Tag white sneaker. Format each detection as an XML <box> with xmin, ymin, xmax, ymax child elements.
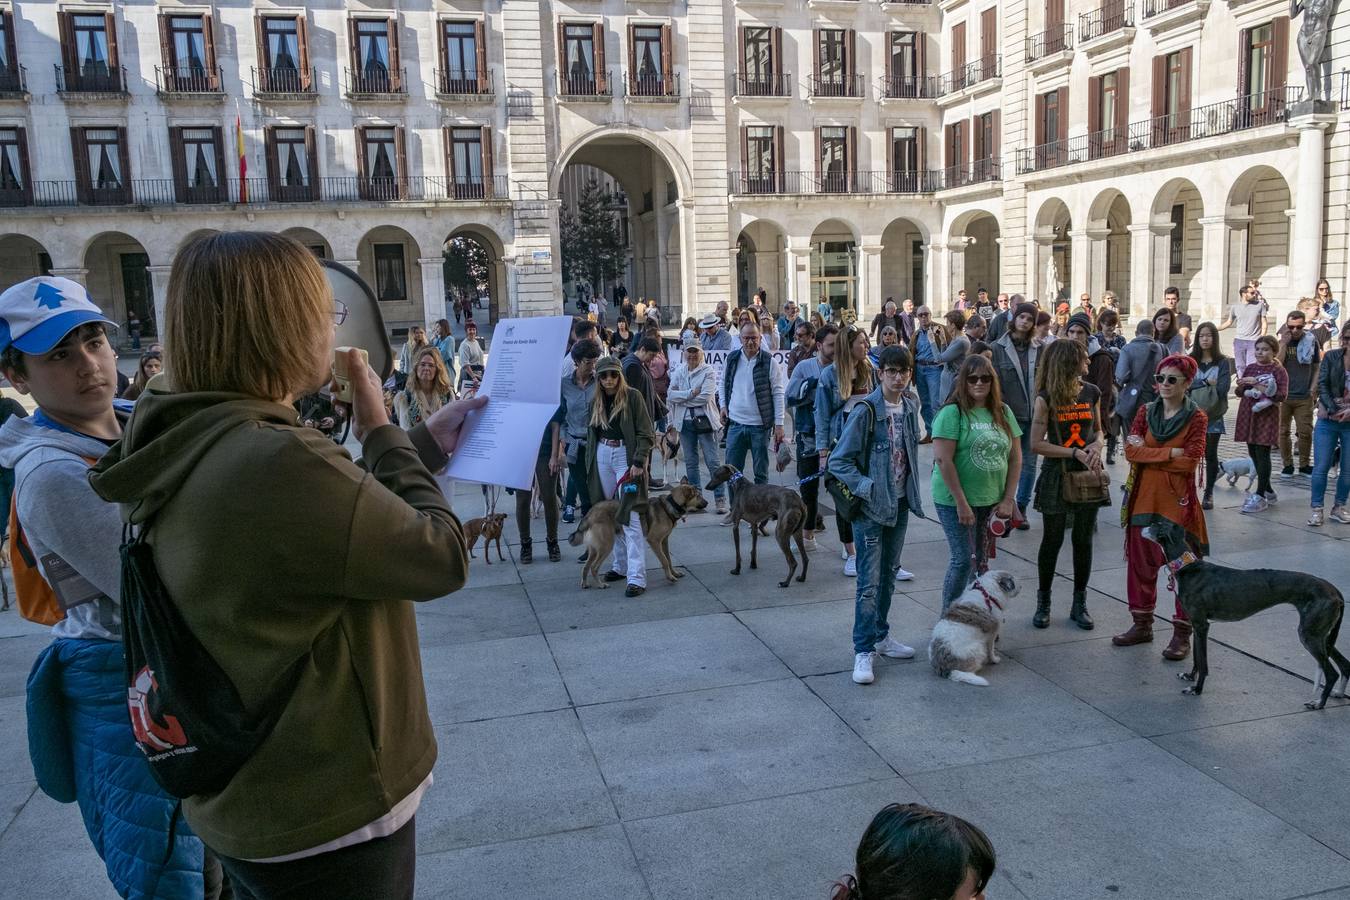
<box><xmin>803</xmin><ymin>535</ymin><xmax>818</xmax><ymax>552</ymax></box>
<box><xmin>1265</xmin><ymin>490</ymin><xmax>1279</xmax><ymax>504</ymax></box>
<box><xmin>852</xmin><ymin>651</ymin><xmax>875</xmax><ymax>684</ymax></box>
<box><xmin>1330</xmin><ymin>505</ymin><xmax>1350</xmax><ymax>524</ymax></box>
<box><xmin>894</xmin><ymin>567</ymin><xmax>915</xmax><ymax>582</ymax></box>
<box><xmin>841</xmin><ymin>545</ymin><xmax>850</xmax><ymax>561</ymax></box>
<box><xmin>1308</xmin><ymin>507</ymin><xmax>1325</xmax><ymax>527</ymax></box>
<box><xmin>843</xmin><ymin>555</ymin><xmax>857</xmax><ymax>577</ymax></box>
<box><xmin>1241</xmin><ymin>493</ymin><xmax>1269</xmax><ymax>514</ymax></box>
<box><xmin>876</xmin><ymin>635</ymin><xmax>916</xmax><ymax>659</ymax></box>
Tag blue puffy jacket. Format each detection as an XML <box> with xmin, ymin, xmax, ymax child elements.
<box><xmin>27</xmin><ymin>638</ymin><xmax>204</xmax><ymax>899</ymax></box>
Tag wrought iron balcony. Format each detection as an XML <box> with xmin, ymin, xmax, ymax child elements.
<box><xmin>732</xmin><ymin>72</ymin><xmax>793</xmax><ymax>98</ymax></box>
<box><xmin>727</xmin><ymin>168</ymin><xmax>946</xmax><ymax>195</ymax></box>
<box><xmin>435</xmin><ymin>68</ymin><xmax>494</xmax><ymax>97</ymax></box>
<box><xmin>881</xmin><ymin>74</ymin><xmax>937</xmax><ymax>98</ymax></box>
<box><xmin>155</xmin><ymin>65</ymin><xmax>223</xmax><ymax>95</ymax></box>
<box><xmin>625</xmin><ymin>71</ymin><xmax>680</xmax><ymax>99</ymax></box>
<box><xmin>935</xmin><ymin>56</ymin><xmax>1000</xmax><ymax>95</ymax></box>
<box><xmin>1026</xmin><ymin>24</ymin><xmax>1073</xmax><ymax>62</ymax></box>
<box><xmin>809</xmin><ymin>73</ymin><xmax>864</xmax><ymax>98</ymax></box>
<box><xmin>1015</xmin><ymin>86</ymin><xmax>1302</xmax><ymax>175</ymax></box>
<box><xmin>1142</xmin><ymin>0</ymin><xmax>1194</xmax><ymax>17</ymax></box>
<box><xmin>55</xmin><ymin>64</ymin><xmax>127</xmax><ymax>94</ymax></box>
<box><xmin>1078</xmin><ymin>3</ymin><xmax>1134</xmax><ymax>43</ymax></box>
<box><xmin>0</xmin><ymin>64</ymin><xmax>27</xmax><ymax>96</ymax></box>
<box><xmin>251</xmin><ymin>66</ymin><xmax>316</xmax><ymax>96</ymax></box>
<box><xmin>558</xmin><ymin>70</ymin><xmax>615</xmax><ymax>99</ymax></box>
<box><xmin>344</xmin><ymin>66</ymin><xmax>407</xmax><ymax>97</ymax></box>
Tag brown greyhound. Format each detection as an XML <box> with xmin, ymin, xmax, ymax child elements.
<box><xmin>704</xmin><ymin>464</ymin><xmax>808</xmax><ymax>588</ymax></box>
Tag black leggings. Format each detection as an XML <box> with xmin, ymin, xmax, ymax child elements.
<box><xmin>1037</xmin><ymin>510</ymin><xmax>1095</xmax><ymax>594</ymax></box>
<box><xmin>1204</xmin><ymin>433</ymin><xmax>1221</xmax><ymax>494</ymax></box>
<box><xmin>1249</xmin><ymin>443</ymin><xmax>1273</xmax><ymax>496</ymax></box>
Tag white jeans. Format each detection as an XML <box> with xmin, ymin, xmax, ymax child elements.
<box><xmin>596</xmin><ymin>442</ymin><xmax>646</xmax><ymax>587</ymax></box>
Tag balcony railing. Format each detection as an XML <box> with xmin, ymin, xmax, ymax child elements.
<box><xmin>626</xmin><ymin>71</ymin><xmax>679</xmax><ymax>99</ymax></box>
<box><xmin>810</xmin><ymin>73</ymin><xmax>864</xmax><ymax>98</ymax></box>
<box><xmin>0</xmin><ymin>65</ymin><xmax>27</xmax><ymax>95</ymax></box>
<box><xmin>1015</xmin><ymin>86</ymin><xmax>1302</xmax><ymax>174</ymax></box>
<box><xmin>1</xmin><ymin>175</ymin><xmax>513</xmax><ymax>209</ymax></box>
<box><xmin>733</xmin><ymin>72</ymin><xmax>792</xmax><ymax>98</ymax></box>
<box><xmin>1142</xmin><ymin>0</ymin><xmax>1194</xmax><ymax>17</ymax></box>
<box><xmin>881</xmin><ymin>74</ymin><xmax>937</xmax><ymax>98</ymax></box>
<box><xmin>435</xmin><ymin>68</ymin><xmax>493</xmax><ymax>96</ymax></box>
<box><xmin>727</xmin><ymin>168</ymin><xmax>949</xmax><ymax>195</ymax></box>
<box><xmin>252</xmin><ymin>66</ymin><xmax>315</xmax><ymax>95</ymax></box>
<box><xmin>1078</xmin><ymin>3</ymin><xmax>1134</xmax><ymax>42</ymax></box>
<box><xmin>944</xmin><ymin>159</ymin><xmax>1003</xmax><ymax>188</ymax></box>
<box><xmin>936</xmin><ymin>56</ymin><xmax>1000</xmax><ymax>95</ymax></box>
<box><xmin>1026</xmin><ymin>24</ymin><xmax>1073</xmax><ymax>62</ymax></box>
<box><xmin>558</xmin><ymin>70</ymin><xmax>614</xmax><ymax>98</ymax></box>
<box><xmin>878</xmin><ymin>0</ymin><xmax>933</xmax><ymax>5</ymax></box>
<box><xmin>155</xmin><ymin>65</ymin><xmax>223</xmax><ymax>94</ymax></box>
<box><xmin>344</xmin><ymin>66</ymin><xmax>407</xmax><ymax>96</ymax></box>
<box><xmin>55</xmin><ymin>64</ymin><xmax>127</xmax><ymax>94</ymax></box>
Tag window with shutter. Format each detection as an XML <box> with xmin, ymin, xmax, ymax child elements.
<box><xmin>0</xmin><ymin>11</ymin><xmax>20</xmax><ymax>92</ymax></box>
<box><xmin>77</xmin><ymin>127</ymin><xmax>128</xmax><ymax>204</ymax></box>
<box><xmin>818</xmin><ymin>126</ymin><xmax>848</xmax><ymax>193</ymax></box>
<box><xmin>743</xmin><ymin>26</ymin><xmax>775</xmax><ymax>95</ymax></box>
<box><xmin>67</xmin><ymin>14</ymin><xmax>118</xmax><ymax>91</ymax></box>
<box><xmin>260</xmin><ymin>17</ymin><xmax>305</xmax><ymax>92</ymax></box>
<box><xmin>0</xmin><ymin>126</ymin><xmax>30</xmax><ymax>205</ymax></box>
<box><xmin>442</xmin><ymin>21</ymin><xmax>481</xmax><ymax>92</ymax></box>
<box><xmin>270</xmin><ymin>126</ymin><xmax>312</xmax><ymax>201</ymax></box>
<box><xmin>163</xmin><ymin>15</ymin><xmax>213</xmax><ymax>91</ymax></box>
<box><xmin>816</xmin><ymin>29</ymin><xmax>847</xmax><ymax>96</ymax></box>
<box><xmin>449</xmin><ymin>126</ymin><xmax>486</xmax><ymax>198</ymax></box>
<box><xmin>373</xmin><ymin>244</ymin><xmax>407</xmax><ymax>302</ymax></box>
<box><xmin>745</xmin><ymin>125</ymin><xmax>776</xmax><ymax>193</ymax></box>
<box><xmin>890</xmin><ymin>126</ymin><xmax>919</xmax><ymax>191</ymax></box>
<box><xmin>888</xmin><ymin>32</ymin><xmax>919</xmax><ymax>97</ymax></box>
<box><xmin>361</xmin><ymin>126</ymin><xmax>399</xmax><ymax>200</ymax></box>
<box><xmin>631</xmin><ymin>24</ymin><xmax>665</xmax><ymax>96</ymax></box>
<box><xmin>352</xmin><ymin>19</ymin><xmax>393</xmax><ymax>92</ymax></box>
<box><xmin>561</xmin><ymin>23</ymin><xmax>600</xmax><ymax>94</ymax></box>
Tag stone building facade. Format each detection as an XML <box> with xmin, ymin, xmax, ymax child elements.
<box><xmin>0</xmin><ymin>0</ymin><xmax>1345</xmax><ymax>337</ymax></box>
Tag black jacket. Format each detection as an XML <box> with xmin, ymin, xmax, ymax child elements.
<box><xmin>1317</xmin><ymin>348</ymin><xmax>1348</xmax><ymax>414</ymax></box>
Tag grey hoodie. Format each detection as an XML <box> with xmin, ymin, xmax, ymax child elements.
<box><xmin>0</xmin><ymin>413</ymin><xmax>123</xmax><ymax>640</ymax></box>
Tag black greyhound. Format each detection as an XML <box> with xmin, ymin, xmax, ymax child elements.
<box><xmin>1142</xmin><ymin>519</ymin><xmax>1349</xmax><ymax>710</ymax></box>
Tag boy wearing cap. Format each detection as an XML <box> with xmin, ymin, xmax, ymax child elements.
<box><xmin>0</xmin><ymin>277</ymin><xmax>211</xmax><ymax>897</ymax></box>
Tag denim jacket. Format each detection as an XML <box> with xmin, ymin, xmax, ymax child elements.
<box><xmin>827</xmin><ymin>385</ymin><xmax>926</xmax><ymax>526</ymax></box>
<box><xmin>814</xmin><ymin>364</ymin><xmax>870</xmax><ymax>454</ymax></box>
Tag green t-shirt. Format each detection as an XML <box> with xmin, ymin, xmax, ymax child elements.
<box><xmin>929</xmin><ymin>404</ymin><xmax>1023</xmax><ymax>508</ymax></box>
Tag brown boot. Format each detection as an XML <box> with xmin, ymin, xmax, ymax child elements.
<box><xmin>1112</xmin><ymin>611</ymin><xmax>1154</xmax><ymax>646</ymax></box>
<box><xmin>1161</xmin><ymin>620</ymin><xmax>1193</xmax><ymax>661</ymax></box>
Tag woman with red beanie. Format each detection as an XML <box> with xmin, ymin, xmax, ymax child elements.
<box><xmin>1114</xmin><ymin>353</ymin><xmax>1209</xmax><ymax>660</ymax></box>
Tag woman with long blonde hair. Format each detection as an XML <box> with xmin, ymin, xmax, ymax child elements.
<box><xmin>394</xmin><ymin>347</ymin><xmax>454</xmax><ymax>429</ymax></box>
<box><xmin>816</xmin><ymin>323</ymin><xmax>877</xmax><ymax>575</ymax></box>
<box><xmin>587</xmin><ymin>356</ymin><xmax>656</xmax><ymax>596</ymax></box>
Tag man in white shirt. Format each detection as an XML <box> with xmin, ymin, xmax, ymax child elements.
<box><xmin>720</xmin><ymin>322</ymin><xmax>785</xmax><ymax>484</ymax></box>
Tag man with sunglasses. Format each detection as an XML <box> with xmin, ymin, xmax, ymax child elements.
<box><xmin>1276</xmin><ymin>310</ymin><xmax>1322</xmax><ymax>477</ymax></box>
<box><xmin>911</xmin><ymin>306</ymin><xmax>941</xmax><ymax>439</ymax></box>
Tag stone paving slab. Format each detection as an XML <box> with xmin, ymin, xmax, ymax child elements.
<box><xmin>577</xmin><ymin>678</ymin><xmax>895</xmax><ymax>820</ymax></box>
<box><xmin>413</xmin><ymin>583</ymin><xmax>540</xmax><ymax>647</ymax></box>
<box><xmin>0</xmin><ymin>694</ymin><xmax>32</xmax><ymax>786</ymax></box>
<box><xmin>422</xmin><ymin>634</ymin><xmax>570</xmax><ymax>726</ymax></box>
<box><xmin>0</xmin><ymin>634</ymin><xmax>47</xmax><ymax>700</ymax></box>
<box><xmin>735</xmin><ymin>596</ymin><xmax>939</xmax><ymax>677</ymax></box>
<box><xmin>909</xmin><ymin>738</ymin><xmax>1350</xmax><ymax>900</ymax></box>
<box><xmin>525</xmin><ymin>567</ymin><xmax>727</xmax><ymax>634</ymax></box>
<box><xmin>0</xmin><ymin>788</ymin><xmax>119</xmax><ymax>900</ymax></box>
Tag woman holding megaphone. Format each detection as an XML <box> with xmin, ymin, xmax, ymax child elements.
<box><xmin>91</xmin><ymin>231</ymin><xmax>485</xmax><ymax>899</ymax></box>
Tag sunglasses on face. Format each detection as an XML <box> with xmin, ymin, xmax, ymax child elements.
<box><xmin>966</xmin><ymin>374</ymin><xmax>994</xmax><ymax>385</ymax></box>
<box><xmin>598</xmin><ymin>372</ymin><xmax>620</xmax><ymax>381</ymax></box>
<box><xmin>1153</xmin><ymin>374</ymin><xmax>1184</xmax><ymax>385</ymax></box>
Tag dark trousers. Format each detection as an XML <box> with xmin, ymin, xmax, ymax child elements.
<box><xmin>1037</xmin><ymin>511</ymin><xmax>1095</xmax><ymax>593</ymax></box>
<box><xmin>516</xmin><ymin>454</ymin><xmax>560</xmax><ymax>544</ymax></box>
<box><xmin>1249</xmin><ymin>443</ymin><xmax>1273</xmax><ymax>496</ymax></box>
<box><xmin>216</xmin><ymin>817</ymin><xmax>416</xmax><ymax>900</ymax></box>
<box><xmin>1204</xmin><ymin>433</ymin><xmax>1221</xmax><ymax>494</ymax></box>
<box><xmin>565</xmin><ymin>454</ymin><xmax>592</xmax><ymax>515</ymax></box>
<box><xmin>795</xmin><ymin>433</ymin><xmax>820</xmax><ymax>531</ymax></box>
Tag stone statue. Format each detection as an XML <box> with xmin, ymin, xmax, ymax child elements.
<box><xmin>1291</xmin><ymin>0</ymin><xmax>1333</xmax><ymax>103</ymax></box>
<box><xmin>1045</xmin><ymin>254</ymin><xmax>1061</xmax><ymax>304</ymax></box>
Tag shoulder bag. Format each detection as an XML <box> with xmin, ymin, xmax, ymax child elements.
<box><xmin>826</xmin><ymin>400</ymin><xmax>875</xmax><ymax>522</ymax></box>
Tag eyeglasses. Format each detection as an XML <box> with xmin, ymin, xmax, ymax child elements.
<box><xmin>332</xmin><ymin>300</ymin><xmax>349</xmax><ymax>326</ymax></box>
<box><xmin>917</xmin><ymin>312</ymin><xmax>931</xmax><ymax>318</ymax></box>
<box><xmin>882</xmin><ymin>368</ymin><xmax>911</xmax><ymax>378</ymax></box>
<box><xmin>1153</xmin><ymin>374</ymin><xmax>1184</xmax><ymax>385</ymax></box>
<box><xmin>965</xmin><ymin>374</ymin><xmax>994</xmax><ymax>385</ymax></box>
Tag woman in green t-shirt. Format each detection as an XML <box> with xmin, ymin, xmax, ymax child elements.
<box><xmin>931</xmin><ymin>354</ymin><xmax>1023</xmax><ymax>610</ymax></box>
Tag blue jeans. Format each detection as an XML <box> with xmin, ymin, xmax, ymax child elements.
<box><xmin>726</xmin><ymin>421</ymin><xmax>771</xmax><ymax>484</ymax></box>
<box><xmin>936</xmin><ymin>502</ymin><xmax>994</xmax><ymax>611</ymax></box>
<box><xmin>681</xmin><ymin>419</ymin><xmax>726</xmax><ymax>500</ymax></box>
<box><xmin>915</xmin><ymin>364</ymin><xmax>941</xmax><ymax>432</ymax></box>
<box><xmin>852</xmin><ymin>505</ymin><xmax>910</xmax><ymax>654</ymax></box>
<box><xmin>1311</xmin><ymin>417</ymin><xmax>1350</xmax><ymax>508</ymax></box>
<box><xmin>1016</xmin><ymin>425</ymin><xmax>1037</xmax><ymax>510</ymax></box>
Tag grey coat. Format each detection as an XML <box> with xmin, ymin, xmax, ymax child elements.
<box><xmin>1114</xmin><ymin>336</ymin><xmax>1166</xmax><ymax>425</ymax></box>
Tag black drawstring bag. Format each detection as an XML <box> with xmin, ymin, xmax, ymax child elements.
<box><xmin>121</xmin><ymin>525</ymin><xmax>304</xmax><ymax>799</ymax></box>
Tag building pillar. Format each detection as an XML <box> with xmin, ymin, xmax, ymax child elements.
<box><xmin>926</xmin><ymin>243</ymin><xmax>948</xmax><ymax>312</ymax></box>
<box><xmin>1085</xmin><ymin>228</ymin><xmax>1110</xmax><ymax>302</ymax></box>
<box><xmin>859</xmin><ymin>243</ymin><xmax>883</xmax><ymax>323</ymax></box>
<box><xmin>729</xmin><ymin>245</ymin><xmax>743</xmax><ymax>309</ymax></box>
<box><xmin>48</xmin><ymin>266</ymin><xmax>89</xmax><ymax>286</ymax></box>
<box><xmin>418</xmin><ymin>257</ymin><xmax>446</xmax><ymax>326</ymax></box>
<box><xmin>788</xmin><ymin>244</ymin><xmax>812</xmax><ymax>313</ymax></box>
<box><xmin>677</xmin><ymin>200</ymin><xmax>697</xmax><ymax>319</ymax></box>
<box><xmin>1031</xmin><ymin>236</ymin><xmax>1055</xmax><ymax>307</ymax></box>
<box><xmin>653</xmin><ymin>198</ymin><xmax>671</xmax><ymax>309</ymax></box>
<box><xmin>1197</xmin><ymin>217</ymin><xmax>1231</xmax><ymax>323</ymax></box>
<box><xmin>1125</xmin><ymin>225</ymin><xmax>1153</xmax><ymax>320</ymax></box>
<box><xmin>1289</xmin><ymin>114</ymin><xmax>1334</xmax><ymax>297</ymax></box>
<box><xmin>1068</xmin><ymin>230</ymin><xmax>1092</xmax><ymax>300</ymax></box>
<box><xmin>946</xmin><ymin>241</ymin><xmax>967</xmax><ymax>306</ymax></box>
<box><xmin>146</xmin><ymin>265</ymin><xmax>172</xmax><ymax>336</ymax></box>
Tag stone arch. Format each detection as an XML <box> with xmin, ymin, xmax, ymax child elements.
<box><xmin>0</xmin><ymin>234</ymin><xmax>51</xmax><ymax>292</ymax></box>
<box><xmin>1087</xmin><ymin>189</ymin><xmax>1133</xmax><ymax>310</ymax></box>
<box><xmin>736</xmin><ymin>218</ymin><xmax>788</xmax><ymax>310</ymax></box>
<box><xmin>82</xmin><ymin>231</ymin><xmax>155</xmax><ymax>340</ymax></box>
<box><xmin>551</xmin><ymin>125</ymin><xmax>695</xmax><ymax>204</ymax></box>
<box><xmin>880</xmin><ymin>217</ymin><xmax>928</xmax><ymax>309</ymax></box>
<box><xmin>357</xmin><ymin>225</ymin><xmax>425</xmax><ymax>336</ymax></box>
<box><xmin>445</xmin><ymin>223</ymin><xmax>507</xmax><ymax>325</ymax></box>
<box><xmin>1150</xmin><ymin>178</ymin><xmax>1205</xmax><ymax>311</ymax></box>
<box><xmin>1226</xmin><ymin>165</ymin><xmax>1293</xmax><ymax>301</ymax></box>
<box><xmin>281</xmin><ymin>227</ymin><xmax>333</xmax><ymax>259</ymax></box>
<box><xmin>809</xmin><ymin>218</ymin><xmax>859</xmax><ymax>320</ymax></box>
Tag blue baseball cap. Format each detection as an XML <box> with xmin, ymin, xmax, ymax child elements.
<box><xmin>0</xmin><ymin>276</ymin><xmax>118</xmax><ymax>355</ymax></box>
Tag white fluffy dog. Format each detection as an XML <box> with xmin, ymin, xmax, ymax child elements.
<box><xmin>1218</xmin><ymin>457</ymin><xmax>1257</xmax><ymax>491</ymax></box>
<box><xmin>928</xmin><ymin>571</ymin><xmax>1019</xmax><ymax>687</ymax></box>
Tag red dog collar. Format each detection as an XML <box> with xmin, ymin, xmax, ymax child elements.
<box><xmin>972</xmin><ymin>581</ymin><xmax>1004</xmax><ymax>611</ymax></box>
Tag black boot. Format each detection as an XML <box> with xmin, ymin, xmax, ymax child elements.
<box><xmin>1201</xmin><ymin>489</ymin><xmax>1213</xmax><ymax>511</ymax></box>
<box><xmin>1069</xmin><ymin>591</ymin><xmax>1094</xmax><ymax>630</ymax></box>
<box><xmin>1032</xmin><ymin>591</ymin><xmax>1051</xmax><ymax>628</ymax></box>
<box><xmin>519</xmin><ymin>539</ymin><xmax>533</xmax><ymax>564</ymax></box>
<box><xmin>1106</xmin><ymin>436</ymin><xmax>1118</xmax><ymax>466</ymax></box>
<box><xmin>546</xmin><ymin>539</ymin><xmax>561</xmax><ymax>562</ymax></box>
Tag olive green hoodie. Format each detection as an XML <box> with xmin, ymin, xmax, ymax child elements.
<box><xmin>89</xmin><ymin>386</ymin><xmax>467</xmax><ymax>859</ymax></box>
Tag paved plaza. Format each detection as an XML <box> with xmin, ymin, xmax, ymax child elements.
<box><xmin>1</xmin><ymin>441</ymin><xmax>1349</xmax><ymax>900</ymax></box>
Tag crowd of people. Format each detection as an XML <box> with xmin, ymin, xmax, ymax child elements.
<box><xmin>2</xmin><ymin>233</ymin><xmax>1346</xmax><ymax>899</ymax></box>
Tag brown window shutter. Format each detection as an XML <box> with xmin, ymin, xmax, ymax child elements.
<box><xmin>1034</xmin><ymin>93</ymin><xmax>1046</xmax><ymax>145</ymax></box>
<box><xmin>992</xmin><ymin>109</ymin><xmax>1000</xmax><ymax>161</ymax></box>
<box><xmin>952</xmin><ymin>23</ymin><xmax>965</xmax><ymax>72</ymax></box>
<box><xmin>557</xmin><ymin>21</ymin><xmax>566</xmax><ymax>81</ymax></box>
<box><xmin>70</xmin><ymin>128</ymin><xmax>90</xmax><ymax>202</ymax></box>
<box><xmin>917</xmin><ymin>126</ymin><xmax>927</xmax><ymax>171</ymax></box>
<box><xmin>387</xmin><ymin>18</ymin><xmax>401</xmax><ymax>90</ymax></box>
<box><xmin>961</xmin><ymin>121</ymin><xmax>970</xmax><ymax>167</ymax></box>
<box><xmin>203</xmin><ymin>15</ymin><xmax>219</xmax><ymax>88</ymax></box>
<box><xmin>594</xmin><ymin>23</ymin><xmax>607</xmax><ymax>92</ymax></box>
<box><xmin>847</xmin><ymin>126</ymin><xmax>856</xmax><ymax>180</ymax></box>
<box><xmin>1047</xmin><ymin>0</ymin><xmax>1064</xmax><ymax>27</ymax></box>
<box><xmin>739</xmin><ymin>126</ymin><xmax>748</xmax><ymax>173</ymax></box>
<box><xmin>1056</xmin><ymin>86</ymin><xmax>1069</xmax><ymax>143</ymax></box>
<box><xmin>627</xmin><ymin>23</ymin><xmax>636</xmax><ymax>87</ymax></box>
<box><xmin>971</xmin><ymin>115</ymin><xmax>982</xmax><ymax>159</ymax></box>
<box><xmin>884</xmin><ymin>32</ymin><xmax>894</xmax><ymax>83</ymax></box>
<box><xmin>59</xmin><ymin>13</ymin><xmax>76</xmax><ymax>75</ymax></box>
<box><xmin>1115</xmin><ymin>67</ymin><xmax>1130</xmax><ymax>135</ymax></box>
<box><xmin>814</xmin><ymin>126</ymin><xmax>822</xmax><ymax>181</ymax></box>
<box><xmin>435</xmin><ymin>21</ymin><xmax>448</xmax><ymax>84</ymax></box>
<box><xmin>105</xmin><ymin>12</ymin><xmax>120</xmax><ymax>70</ymax></box>
<box><xmin>480</xmin><ymin>125</ymin><xmax>494</xmax><ymax>196</ymax></box>
<box><xmin>212</xmin><ymin>125</ymin><xmax>228</xmax><ymax>195</ymax></box>
<box><xmin>1088</xmin><ymin>75</ymin><xmax>1102</xmax><ymax>134</ymax></box>
<box><xmin>15</xmin><ymin>126</ymin><xmax>31</xmax><ymax>203</ymax></box>
<box><xmin>254</xmin><ymin>16</ymin><xmax>267</xmax><ymax>72</ymax></box>
<box><xmin>348</xmin><ymin>19</ymin><xmax>359</xmax><ymax>74</ymax></box>
<box><xmin>944</xmin><ymin>123</ymin><xmax>954</xmax><ymax>168</ymax></box>
<box><xmin>116</xmin><ymin>126</ymin><xmax>131</xmax><ymax>188</ymax></box>
<box><xmin>772</xmin><ymin>27</ymin><xmax>782</xmax><ymax>77</ymax></box>
<box><xmin>773</xmin><ymin>125</ymin><xmax>784</xmax><ymax>183</ymax></box>
<box><xmin>812</xmin><ymin>28</ymin><xmax>821</xmax><ymax>82</ymax></box>
<box><xmin>297</xmin><ymin>16</ymin><xmax>312</xmax><ymax>88</ymax></box>
<box><xmin>442</xmin><ymin>126</ymin><xmax>454</xmax><ymax>186</ymax></box>
<box><xmin>737</xmin><ymin>25</ymin><xmax>745</xmax><ymax>76</ymax></box>
<box><xmin>845</xmin><ymin>29</ymin><xmax>856</xmax><ymax>83</ymax></box>
<box><xmin>1177</xmin><ymin>46</ymin><xmax>1191</xmax><ymax>116</ymax></box>
<box><xmin>304</xmin><ymin>126</ymin><xmax>318</xmax><ymax>194</ymax></box>
<box><xmin>158</xmin><ymin>14</ymin><xmax>173</xmax><ymax>72</ymax></box>
<box><xmin>394</xmin><ymin>126</ymin><xmax>407</xmax><ymax>197</ymax></box>
<box><xmin>355</xmin><ymin>126</ymin><xmax>368</xmax><ymax>198</ymax></box>
<box><xmin>1151</xmin><ymin>54</ymin><xmax>1165</xmax><ymax>119</ymax></box>
<box><xmin>2</xmin><ymin>11</ymin><xmax>17</xmax><ymax>74</ymax></box>
<box><xmin>1237</xmin><ymin>28</ymin><xmax>1251</xmax><ymax>95</ymax></box>
<box><xmin>1271</xmin><ymin>17</ymin><xmax>1289</xmax><ymax>92</ymax></box>
<box><xmin>981</xmin><ymin>8</ymin><xmax>996</xmax><ymax>62</ymax></box>
<box><xmin>264</xmin><ymin>126</ymin><xmax>280</xmax><ymax>196</ymax></box>
<box><xmin>661</xmin><ymin>24</ymin><xmax>672</xmax><ymax>93</ymax></box>
<box><xmin>169</xmin><ymin>126</ymin><xmax>187</xmax><ymax>202</ymax></box>
<box><xmin>475</xmin><ymin>20</ymin><xmax>488</xmax><ymax>86</ymax></box>
<box><xmin>917</xmin><ymin>31</ymin><xmax>927</xmax><ymax>76</ymax></box>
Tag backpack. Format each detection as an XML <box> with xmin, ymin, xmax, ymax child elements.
<box><xmin>120</xmin><ymin>523</ymin><xmax>306</xmax><ymax>798</ymax></box>
<box><xmin>8</xmin><ymin>455</ymin><xmax>98</xmax><ymax>626</ymax></box>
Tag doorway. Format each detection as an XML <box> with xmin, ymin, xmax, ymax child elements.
<box><xmin>119</xmin><ymin>252</ymin><xmax>155</xmax><ymax>337</ymax></box>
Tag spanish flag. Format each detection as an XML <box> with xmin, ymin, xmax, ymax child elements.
<box><xmin>235</xmin><ymin>104</ymin><xmax>248</xmax><ymax>203</ymax></box>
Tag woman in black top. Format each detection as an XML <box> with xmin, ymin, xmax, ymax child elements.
<box><xmin>1030</xmin><ymin>339</ymin><xmax>1107</xmax><ymax>630</ymax></box>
